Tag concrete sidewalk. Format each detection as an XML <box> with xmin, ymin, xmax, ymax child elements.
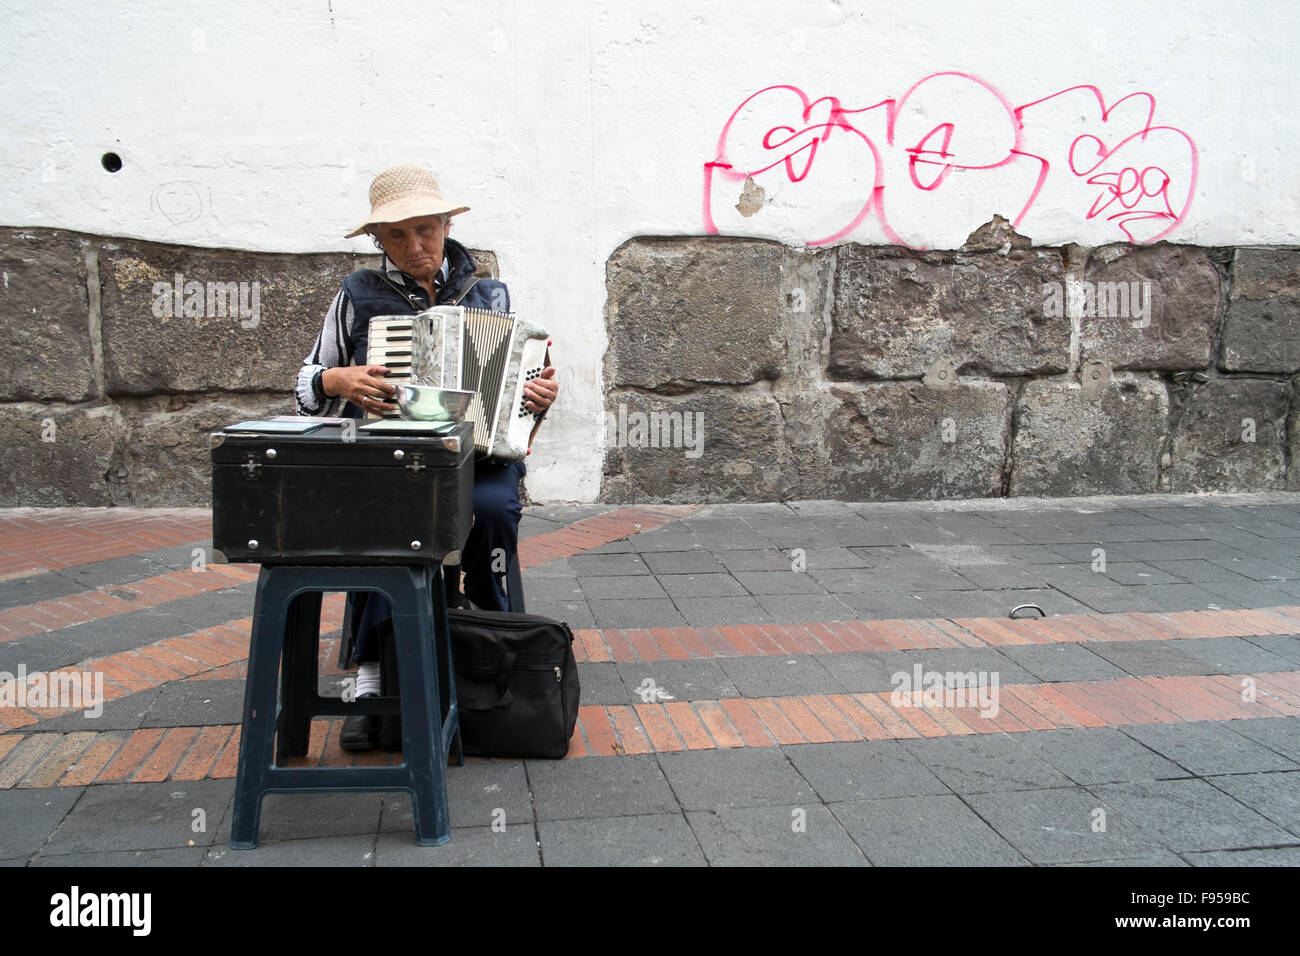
<box><xmin>1</xmin><ymin>492</ymin><xmax>1299</xmax><ymax>866</ymax></box>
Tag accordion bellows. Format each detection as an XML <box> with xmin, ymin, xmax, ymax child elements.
<box><xmin>369</xmin><ymin>305</ymin><xmax>549</xmax><ymax>460</ymax></box>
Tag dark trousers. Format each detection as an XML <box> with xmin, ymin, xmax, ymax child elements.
<box><xmin>349</xmin><ymin>458</ymin><xmax>525</xmax><ymax>663</ymax></box>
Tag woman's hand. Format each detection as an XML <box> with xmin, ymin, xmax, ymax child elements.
<box><xmin>322</xmin><ymin>365</ymin><xmax>398</xmax><ymax>415</ymax></box>
<box><xmin>523</xmin><ymin>366</ymin><xmax>558</xmax><ymax>413</ymax></box>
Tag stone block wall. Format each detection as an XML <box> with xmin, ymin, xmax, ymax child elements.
<box><xmin>4</xmin><ymin>225</ymin><xmax>1298</xmax><ymax>507</ymax></box>
<box><xmin>601</xmin><ymin>236</ymin><xmax>1300</xmax><ymax>503</ymax></box>
<box><xmin>0</xmin><ymin>227</ymin><xmax>497</xmax><ymax>506</ymax></box>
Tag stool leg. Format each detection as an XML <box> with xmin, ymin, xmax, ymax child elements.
<box><xmin>230</xmin><ymin>573</ymin><xmax>286</xmax><ymax>849</ymax></box>
<box><xmin>277</xmin><ymin>591</ymin><xmax>320</xmax><ymax>761</ymax></box>
<box><xmin>393</xmin><ymin>565</ymin><xmax>450</xmax><ymax>846</ymax></box>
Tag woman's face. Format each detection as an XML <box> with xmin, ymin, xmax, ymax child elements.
<box><xmin>375</xmin><ymin>215</ymin><xmax>449</xmax><ymax>283</ymax></box>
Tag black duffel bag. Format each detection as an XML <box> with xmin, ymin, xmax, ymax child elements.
<box><xmin>448</xmin><ymin>608</ymin><xmax>580</xmax><ymax>759</ymax></box>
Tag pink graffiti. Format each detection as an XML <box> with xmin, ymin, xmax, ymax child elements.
<box><xmin>703</xmin><ymin>73</ymin><xmax>1198</xmax><ymax>247</ymax></box>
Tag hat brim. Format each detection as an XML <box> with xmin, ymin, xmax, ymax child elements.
<box><xmin>345</xmin><ymin>197</ymin><xmax>471</xmax><ymax>238</ymax></box>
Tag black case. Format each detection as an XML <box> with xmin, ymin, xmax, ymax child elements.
<box><xmin>210</xmin><ymin>421</ymin><xmax>473</xmax><ymax>565</ymax></box>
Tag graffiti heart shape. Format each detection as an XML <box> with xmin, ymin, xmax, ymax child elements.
<box><xmin>704</xmin><ymin>84</ymin><xmax>883</xmax><ymax>245</ymax></box>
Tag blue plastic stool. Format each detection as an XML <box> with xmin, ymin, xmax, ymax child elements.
<box><xmin>229</xmin><ymin>563</ymin><xmax>462</xmax><ymax>849</ymax></box>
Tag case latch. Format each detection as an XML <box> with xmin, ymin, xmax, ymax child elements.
<box><xmin>241</xmin><ymin>454</ymin><xmax>262</xmax><ymax>480</ymax></box>
<box><xmin>405</xmin><ymin>453</ymin><xmax>426</xmax><ymax>478</ymax></box>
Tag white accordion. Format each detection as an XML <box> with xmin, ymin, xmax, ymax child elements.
<box><xmin>368</xmin><ymin>305</ymin><xmax>550</xmax><ymax>460</ymax></box>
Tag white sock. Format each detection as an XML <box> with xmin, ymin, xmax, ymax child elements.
<box><xmin>355</xmin><ymin>662</ymin><xmax>381</xmax><ymax>697</ymax></box>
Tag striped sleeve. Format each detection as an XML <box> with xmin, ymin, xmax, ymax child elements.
<box><xmin>295</xmin><ymin>288</ymin><xmax>353</xmax><ymax>416</ymax></box>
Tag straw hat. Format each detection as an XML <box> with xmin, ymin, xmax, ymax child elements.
<box><xmin>345</xmin><ymin>164</ymin><xmax>470</xmax><ymax>238</ymax></box>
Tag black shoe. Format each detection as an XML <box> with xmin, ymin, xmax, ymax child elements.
<box><xmin>340</xmin><ymin>692</ymin><xmax>379</xmax><ymax>751</ymax></box>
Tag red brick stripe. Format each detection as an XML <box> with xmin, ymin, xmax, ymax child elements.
<box><xmin>0</xmin><ymin>564</ymin><xmax>258</xmax><ymax>644</ymax></box>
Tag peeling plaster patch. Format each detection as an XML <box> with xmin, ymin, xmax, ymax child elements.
<box><xmin>736</xmin><ymin>175</ymin><xmax>765</xmax><ymax>218</ymax></box>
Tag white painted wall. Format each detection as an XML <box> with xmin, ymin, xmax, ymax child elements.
<box><xmin>3</xmin><ymin>0</ymin><xmax>1298</xmax><ymax>501</ymax></box>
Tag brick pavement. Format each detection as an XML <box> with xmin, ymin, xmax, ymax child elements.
<box><xmin>2</xmin><ymin>494</ymin><xmax>1300</xmax><ymax>866</ymax></box>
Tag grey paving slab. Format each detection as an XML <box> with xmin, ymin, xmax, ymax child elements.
<box><xmin>678</xmin><ymin>516</ymin><xmax>762</xmax><ymax>533</ymax></box>
<box><xmin>578</xmin><ymin>574</ymin><xmax>668</xmax><ymax>600</ymax></box>
<box><xmin>1209</xmin><ymin>558</ymin><xmax>1300</xmax><ymax>582</ymax></box>
<box><xmin>717</xmin><ymin>549</ymin><xmax>800</xmax><ymax>572</ymax></box>
<box><xmin>567</xmin><ymin>553</ymin><xmax>650</xmax><ymax>576</ymax></box>
<box><xmin>672</xmin><ymin>596</ymin><xmax>773</xmax><ymax>626</ymax></box>
<box><xmin>834</xmin><ymin>591</ymin><xmax>937</xmax><ymax>619</ymax></box>
<box><xmin>538</xmin><ymin>812</ymin><xmax>706</xmax><ymax>866</ymax></box>
<box><xmin>1083</xmin><ymin>640</ymin><xmax>1220</xmax><ymax>677</ymax></box>
<box><xmin>0</xmin><ymin>570</ymin><xmax>94</xmax><ymax>612</ymax></box>
<box><xmin>783</xmin><ymin>740</ymin><xmax>951</xmax><ymax>801</ymax></box>
<box><xmin>615</xmin><ymin>659</ymin><xmax>739</xmax><ymax>703</ymax></box>
<box><xmin>587</xmin><ymin>598</ymin><xmax>686</xmax><ymax>628</ymax></box>
<box><xmin>1168</xmin><ymin>637</ymin><xmax>1297</xmax><ymax>673</ymax></box>
<box><xmin>657</xmin><ymin>746</ymin><xmax>818</xmax><ymax>810</ymax></box>
<box><xmin>1242</xmin><ymin>635</ymin><xmax>1300</xmax><ymax>666</ymax></box>
<box><xmin>373</xmin><ymin>826</ymin><xmax>540</xmax><ymax>866</ymax></box>
<box><xmin>734</xmin><ymin>570</ymin><xmax>828</xmax><ymax>595</ymax></box>
<box><xmin>0</xmin><ymin>786</ymin><xmax>84</xmax><ymax>859</ymax></box>
<box><xmin>1226</xmin><ymin>716</ymin><xmax>1300</xmax><ymax>762</ymax></box>
<box><xmin>753</xmin><ymin>594</ymin><xmax>863</xmax><ymax>623</ymax></box>
<box><xmin>831</xmin><ymin>794</ymin><xmax>1028</xmax><ymax>866</ymax></box>
<box><xmin>577</xmin><ymin>661</ymin><xmax>628</xmax><ymax>705</ymax></box>
<box><xmin>141</xmin><ymin>678</ymin><xmax>245</xmax><ymax>728</ymax></box>
<box><xmin>964</xmin><ymin>787</ymin><xmax>1162</xmax><ymax>864</ymax></box>
<box><xmin>998</xmin><ymin>644</ymin><xmax>1128</xmax><ymax>682</ymax></box>
<box><xmin>1061</xmin><ymin>583</ymin><xmax>1229</xmax><ymax>613</ymax></box>
<box><xmin>379</xmin><ymin>760</ymin><xmax>533</xmax><ymax>831</ymax></box>
<box><xmin>758</xmin><ymin>528</ymin><xmax>851</xmax><ymax>550</ymax></box>
<box><xmin>873</xmin><ymin>647</ymin><xmax>1039</xmax><ymax>689</ymax></box>
<box><xmin>1185</xmin><ymin>847</ymin><xmax>1300</xmax><ymax>866</ymax></box>
<box><xmin>982</xmin><ymin>544</ymin><xmax>1090</xmax><ymax>564</ymax></box>
<box><xmin>806</xmin><ymin>519</ymin><xmax>922</xmax><ymax>548</ymax></box>
<box><xmin>901</xmin><ymin>733</ymin><xmax>1075</xmax><ymax>794</ymax></box>
<box><xmin>1016</xmin><ymin>727</ymin><xmax>1189</xmax><ymax>784</ymax></box>
<box><xmin>687</xmin><ymin>804</ymin><xmax>870</xmax><ymax>866</ymax></box>
<box><xmin>33</xmin><ymin>846</ymin><xmax>207</xmax><ymax>866</ymax></box>
<box><xmin>205</xmin><ymin>833</ymin><xmax>376</xmax><ymax>866</ymax></box>
<box><xmin>580</xmin><ymin>539</ymin><xmax>636</xmax><ymax>554</ymax></box>
<box><xmin>523</xmin><ymin>597</ymin><xmax>595</xmax><ymax>628</ymax></box>
<box><xmin>659</xmin><ymin>572</ymin><xmax>747</xmax><ymax>599</ymax></box>
<box><xmin>909</xmin><ymin>589</ymin><xmax>1059</xmax><ymax>619</ymax></box>
<box><xmin>1204</xmin><ymin>771</ymin><xmax>1300</xmax><ymax>837</ymax></box>
<box><xmin>717</xmin><ymin>655</ymin><xmax>849</xmax><ymax>697</ymax></box>
<box><xmin>801</xmin><ymin>548</ymin><xmax>876</xmax><ymax>569</ymax></box>
<box><xmin>952</xmin><ymin>565</ymin><xmax>1054</xmax><ymax>589</ymax></box>
<box><xmin>641</xmin><ymin>550</ymin><xmax>726</xmax><ymax>574</ymax></box>
<box><xmin>520</xmin><ymin>576</ymin><xmax>586</xmax><ymax>602</ymax></box>
<box><xmin>1109</xmin><ymin>540</ymin><xmax>1250</xmax><ymax>562</ymax></box>
<box><xmin>1088</xmin><ymin>779</ymin><xmax>1295</xmax><ymax>852</ymax></box>
<box><xmin>520</xmin><ymin>557</ymin><xmax>576</xmax><ymax>578</ymax></box>
<box><xmin>694</xmin><ymin>530</ymin><xmax>790</xmax><ymax>551</ymax></box>
<box><xmin>527</xmin><ymin>753</ymin><xmax>678</xmax><ymax>821</ymax></box>
<box><xmin>626</xmin><ymin>532</ymin><xmax>705</xmax><ymax>553</ymax></box>
<box><xmin>0</xmin><ymin>604</ymin><xmax>206</xmax><ymax>673</ymax></box>
<box><xmin>1055</xmin><ymin>849</ymin><xmax>1189</xmax><ymax>866</ymax></box>
<box><xmin>39</xmin><ymin>780</ymin><xmax>234</xmax><ymax>855</ymax></box>
<box><xmin>1146</xmin><ymin>560</ymin><xmax>1253</xmax><ymax>584</ymax></box>
<box><xmin>0</xmin><ymin>633</ymin><xmax>102</xmax><ymax>674</ymax></box>
<box><xmin>26</xmin><ymin>686</ymin><xmax>164</xmax><ymax>733</ymax></box>
<box><xmin>255</xmin><ymin>791</ymin><xmax>383</xmax><ymax>843</ymax></box>
<box><xmin>811</xmin><ymin>653</ymin><xmax>898</xmax><ymax>693</ymax></box>
<box><xmin>1203</xmin><ymin>580</ymin><xmax>1300</xmax><ymax>608</ymax></box>
<box><xmin>811</xmin><ymin>567</ymin><xmax>975</xmax><ymax>593</ymax></box>
<box><xmin>167</xmin><ymin>586</ymin><xmax>259</xmax><ymax>629</ymax></box>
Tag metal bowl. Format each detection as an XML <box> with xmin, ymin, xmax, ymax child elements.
<box><xmin>396</xmin><ymin>385</ymin><xmax>474</xmax><ymax>421</ymax></box>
